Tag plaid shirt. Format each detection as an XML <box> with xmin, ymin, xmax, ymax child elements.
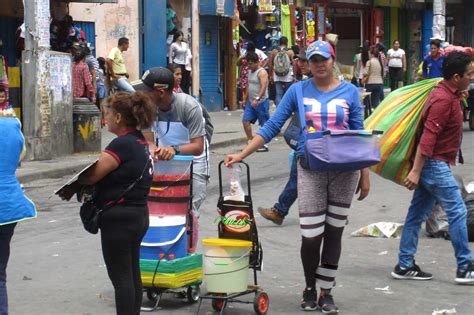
<box><xmin>72</xmin><ymin>61</ymin><xmax>93</xmax><ymax>99</ymax></box>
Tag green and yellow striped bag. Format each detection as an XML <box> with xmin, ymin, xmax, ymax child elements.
<box><xmin>364</xmin><ymin>78</ymin><xmax>442</xmax><ymax>185</ymax></box>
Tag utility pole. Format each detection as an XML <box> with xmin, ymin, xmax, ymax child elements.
<box><xmin>191</xmin><ymin>0</ymin><xmax>200</xmax><ymax>99</ymax></box>
<box><xmin>432</xmin><ymin>0</ymin><xmax>446</xmax><ymax>41</ymax></box>
<box><xmin>22</xmin><ymin>0</ymin><xmax>52</xmax><ymax>160</ymax></box>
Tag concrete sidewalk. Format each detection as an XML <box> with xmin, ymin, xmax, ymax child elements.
<box><xmin>16</xmin><ymin>110</ymin><xmax>249</xmax><ymax>183</ymax></box>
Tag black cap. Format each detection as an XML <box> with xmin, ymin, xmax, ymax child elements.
<box><xmin>133</xmin><ymin>67</ymin><xmax>175</xmax><ymax>91</ymax></box>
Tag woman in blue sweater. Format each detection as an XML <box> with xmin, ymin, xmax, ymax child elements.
<box><xmin>0</xmin><ymin>111</ymin><xmax>36</xmax><ymax>314</ymax></box>
<box><xmin>225</xmin><ymin>41</ymin><xmax>370</xmax><ymax>314</ymax></box>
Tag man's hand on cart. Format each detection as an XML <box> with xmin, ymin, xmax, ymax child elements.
<box><xmin>154</xmin><ymin>146</ymin><xmax>176</xmax><ymax>161</ymax></box>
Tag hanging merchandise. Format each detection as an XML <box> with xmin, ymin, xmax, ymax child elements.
<box><xmin>281</xmin><ymin>4</ymin><xmax>292</xmax><ymax>47</ymax></box>
<box><xmin>295</xmin><ymin>8</ymin><xmax>304</xmax><ymax>50</ymax></box>
<box><xmin>306</xmin><ymin>9</ymin><xmax>316</xmax><ymax>45</ymax></box>
<box><xmin>272</xmin><ymin>6</ymin><xmax>281</xmax><ymax>27</ymax></box>
<box><xmin>254</xmin><ymin>14</ymin><xmax>269</xmax><ymax>50</ymax></box>
<box><xmin>266</xmin><ymin>27</ymin><xmax>282</xmax><ymax>51</ymax></box>
<box><xmin>258</xmin><ymin>0</ymin><xmax>273</xmax><ymax>14</ymax></box>
<box><xmin>317</xmin><ymin>5</ymin><xmax>326</xmax><ymax>40</ymax></box>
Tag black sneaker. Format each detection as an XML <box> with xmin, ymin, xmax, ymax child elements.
<box><xmin>318</xmin><ymin>294</ymin><xmax>339</xmax><ymax>314</ymax></box>
<box><xmin>300</xmin><ymin>287</ymin><xmax>317</xmax><ymax>311</ymax></box>
<box><xmin>391</xmin><ymin>263</ymin><xmax>433</xmax><ymax>280</ymax></box>
<box><xmin>455</xmin><ymin>261</ymin><xmax>474</xmax><ymax>284</ymax></box>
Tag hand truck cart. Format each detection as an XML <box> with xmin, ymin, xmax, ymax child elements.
<box><xmin>140</xmin><ymin>156</ymin><xmax>202</xmax><ymax>312</ymax></box>
<box><xmin>197</xmin><ymin>161</ymin><xmax>269</xmax><ymax>315</ymax></box>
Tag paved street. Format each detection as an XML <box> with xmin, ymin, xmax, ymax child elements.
<box><xmin>8</xmin><ymin>126</ymin><xmax>474</xmax><ymax>315</ymax></box>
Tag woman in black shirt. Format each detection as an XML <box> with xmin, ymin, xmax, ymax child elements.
<box><xmin>79</xmin><ymin>92</ymin><xmax>154</xmax><ymax>314</ymax></box>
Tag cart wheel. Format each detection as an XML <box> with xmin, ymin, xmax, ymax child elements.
<box><xmin>469</xmin><ymin>110</ymin><xmax>474</xmax><ymax>131</ymax></box>
<box><xmin>146</xmin><ymin>289</ymin><xmax>161</xmax><ymax>303</ymax></box>
<box><xmin>253</xmin><ymin>291</ymin><xmax>269</xmax><ymax>315</ymax></box>
<box><xmin>187</xmin><ymin>285</ymin><xmax>200</xmax><ymax>303</ymax></box>
<box><xmin>211</xmin><ymin>296</ymin><xmax>225</xmax><ymax>312</ymax></box>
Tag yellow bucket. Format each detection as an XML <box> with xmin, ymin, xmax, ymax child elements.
<box><xmin>202</xmin><ymin>238</ymin><xmax>252</xmax><ymax>293</ymax></box>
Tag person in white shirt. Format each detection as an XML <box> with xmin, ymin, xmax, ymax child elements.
<box><xmin>169</xmin><ymin>31</ymin><xmax>191</xmax><ymax>94</ymax></box>
<box><xmin>386</xmin><ymin>40</ymin><xmax>406</xmax><ymax>91</ymax></box>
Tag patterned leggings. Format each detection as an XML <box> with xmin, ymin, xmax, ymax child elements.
<box><xmin>297</xmin><ymin>162</ymin><xmax>359</xmax><ymax>290</ymax></box>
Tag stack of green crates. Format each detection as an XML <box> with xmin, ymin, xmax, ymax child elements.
<box><xmin>140</xmin><ymin>253</ymin><xmax>202</xmax><ymax>288</ymax></box>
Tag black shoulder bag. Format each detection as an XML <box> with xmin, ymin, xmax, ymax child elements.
<box><xmin>80</xmin><ymin>159</ymin><xmax>150</xmax><ymax>234</ymax></box>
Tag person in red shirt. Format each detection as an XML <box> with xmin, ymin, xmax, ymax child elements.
<box><xmin>391</xmin><ymin>51</ymin><xmax>474</xmax><ymax>284</ymax></box>
<box><xmin>72</xmin><ymin>49</ymin><xmax>95</xmax><ymax>102</ymax></box>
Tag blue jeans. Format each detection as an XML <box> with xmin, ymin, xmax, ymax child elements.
<box><xmin>275</xmin><ymin>81</ymin><xmax>292</xmax><ymax>107</ymax></box>
<box><xmin>274</xmin><ymin>152</ymin><xmax>298</xmax><ymax>216</ymax></box>
<box><xmin>365</xmin><ymin>83</ymin><xmax>384</xmax><ymax>108</ymax></box>
<box><xmin>398</xmin><ymin>159</ymin><xmax>473</xmax><ymax>270</ymax></box>
<box><xmin>0</xmin><ymin>223</ymin><xmax>16</xmax><ymax>315</ymax></box>
<box><xmin>115</xmin><ymin>78</ymin><xmax>135</xmax><ymax>93</ymax></box>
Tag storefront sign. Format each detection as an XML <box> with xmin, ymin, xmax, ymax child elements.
<box><xmin>258</xmin><ymin>0</ymin><xmax>273</xmax><ymax>14</ymax></box>
<box><xmin>216</xmin><ymin>0</ymin><xmax>225</xmax><ymax>14</ymax></box>
<box><xmin>200</xmin><ymin>0</ymin><xmax>235</xmax><ymax>17</ymax></box>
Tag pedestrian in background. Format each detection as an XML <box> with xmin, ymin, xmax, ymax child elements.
<box><xmin>376</xmin><ymin>42</ymin><xmax>388</xmax><ymax>78</ymax></box>
<box><xmin>169</xmin><ymin>31</ymin><xmax>191</xmax><ymax>94</ymax></box>
<box><xmin>258</xmin><ymin>51</ymin><xmax>312</xmax><ymax>225</ymax></box>
<box><xmin>237</xmin><ymin>41</ymin><xmax>268</xmax><ymax>108</ymax></box>
<box><xmin>168</xmin><ymin>63</ymin><xmax>183</xmax><ymax>93</ymax></box>
<box><xmin>422</xmin><ymin>39</ymin><xmax>445</xmax><ymax>79</ymax></box>
<box><xmin>352</xmin><ymin>45</ymin><xmax>363</xmax><ymax>86</ymax></box>
<box><xmin>358</xmin><ymin>45</ymin><xmax>370</xmax><ymax>86</ymax></box>
<box><xmin>0</xmin><ymin>88</ymin><xmax>11</xmax><ymax>110</ymax></box>
<box><xmin>0</xmin><ymin>112</ymin><xmax>36</xmax><ymax>315</ymax></box>
<box><xmin>269</xmin><ymin>36</ymin><xmax>295</xmax><ymax>107</ymax></box>
<box><xmin>72</xmin><ymin>49</ymin><xmax>95</xmax><ymax>102</ymax></box>
<box><xmin>242</xmin><ymin>51</ymin><xmax>270</xmax><ymax>153</ymax></box>
<box><xmin>295</xmin><ymin>51</ymin><xmax>312</xmax><ymax>81</ymax></box>
<box><xmin>96</xmin><ymin>57</ymin><xmax>107</xmax><ymax>102</ymax></box>
<box><xmin>226</xmin><ymin>40</ymin><xmax>369</xmax><ymax>313</ymax></box>
<box><xmin>391</xmin><ymin>51</ymin><xmax>474</xmax><ymax>284</ymax></box>
<box><xmin>96</xmin><ymin>57</ymin><xmax>107</xmax><ymax>126</ymax></box>
<box><xmin>362</xmin><ymin>46</ymin><xmax>385</xmax><ymax>109</ymax></box>
<box><xmin>84</xmin><ymin>46</ymin><xmax>99</xmax><ymax>100</ymax></box>
<box><xmin>106</xmin><ymin>37</ymin><xmax>135</xmax><ymax>93</ymax></box>
<box><xmin>387</xmin><ymin>40</ymin><xmax>406</xmax><ymax>91</ymax></box>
